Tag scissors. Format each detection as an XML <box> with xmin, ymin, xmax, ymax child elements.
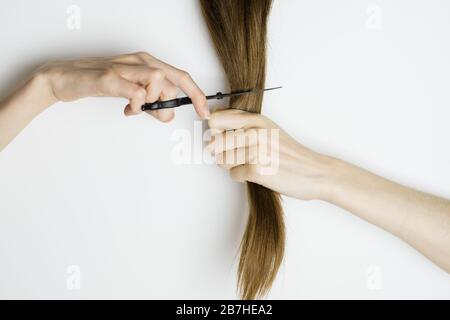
<box><xmin>141</xmin><ymin>86</ymin><xmax>282</xmax><ymax>111</ymax></box>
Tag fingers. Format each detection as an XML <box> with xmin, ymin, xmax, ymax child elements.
<box><xmin>144</xmin><ymin>73</ymin><xmax>165</xmax><ymax>103</ymax></box>
<box><xmin>146</xmin><ymin>80</ymin><xmax>178</xmax><ymax>122</ymax></box>
<box><xmin>171</xmin><ymin>70</ymin><xmax>209</xmax><ymax>120</ymax></box>
<box><xmin>100</xmin><ymin>74</ymin><xmax>146</xmax><ymax>116</ymax></box>
<box><xmin>150</xmin><ymin>62</ymin><xmax>209</xmax><ymax>119</ymax></box>
<box><xmin>107</xmin><ymin>52</ymin><xmax>209</xmax><ymax>120</ymax></box>
<box><xmin>229</xmin><ymin>164</ymin><xmax>259</xmax><ymax>183</ymax></box>
<box><xmin>111</xmin><ymin>52</ymin><xmax>209</xmax><ymax>119</ymax></box>
<box><xmin>208</xmin><ymin>119</ymin><xmax>279</xmax><ymax>183</ymax></box>
<box><xmin>208</xmin><ymin>127</ymin><xmax>265</xmax><ymax>179</ymax></box>
<box><xmin>114</xmin><ymin>64</ymin><xmax>166</xmax><ymax>116</ymax></box>
<box><xmin>207</xmin><ymin>128</ymin><xmax>259</xmax><ymax>155</ymax></box>
<box><xmin>113</xmin><ymin>64</ymin><xmax>178</xmax><ymax>122</ymax></box>
<box><xmin>216</xmin><ymin>145</ymin><xmax>259</xmax><ymax>170</ymax></box>
<box><xmin>208</xmin><ymin>109</ymin><xmax>273</xmax><ymax>132</ymax></box>
<box><xmin>157</xmin><ymin>80</ymin><xmax>178</xmax><ymax>122</ymax></box>
<box><xmin>112</xmin><ymin>64</ymin><xmax>165</xmax><ymax>87</ymax></box>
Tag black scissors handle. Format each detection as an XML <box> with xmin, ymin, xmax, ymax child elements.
<box><xmin>141</xmin><ymin>87</ymin><xmax>281</xmax><ymax>111</ymax></box>
<box><xmin>142</xmin><ymin>97</ymin><xmax>192</xmax><ymax>111</ymax></box>
<box><xmin>141</xmin><ymin>93</ymin><xmax>227</xmax><ymax>111</ymax></box>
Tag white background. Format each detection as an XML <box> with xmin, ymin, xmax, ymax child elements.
<box><xmin>0</xmin><ymin>0</ymin><xmax>449</xmax><ymax>299</ymax></box>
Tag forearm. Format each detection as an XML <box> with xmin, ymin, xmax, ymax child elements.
<box><xmin>324</xmin><ymin>157</ymin><xmax>450</xmax><ymax>272</ymax></box>
<box><xmin>0</xmin><ymin>73</ymin><xmax>55</xmax><ymax>151</ymax></box>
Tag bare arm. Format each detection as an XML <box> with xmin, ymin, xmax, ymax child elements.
<box><xmin>329</xmin><ymin>158</ymin><xmax>450</xmax><ymax>272</ymax></box>
<box><xmin>0</xmin><ymin>52</ymin><xmax>210</xmax><ymax>151</ymax></box>
<box><xmin>0</xmin><ymin>74</ymin><xmax>54</xmax><ymax>150</ymax></box>
<box><xmin>208</xmin><ymin>109</ymin><xmax>450</xmax><ymax>272</ymax></box>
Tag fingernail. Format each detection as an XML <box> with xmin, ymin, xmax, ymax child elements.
<box><xmin>203</xmin><ymin>106</ymin><xmax>211</xmax><ymax>119</ymax></box>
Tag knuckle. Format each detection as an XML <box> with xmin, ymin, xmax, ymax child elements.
<box><xmin>150</xmin><ymin>69</ymin><xmax>165</xmax><ymax>81</ymax></box>
<box><xmin>135</xmin><ymin>51</ymin><xmax>150</xmax><ymax>59</ymax></box>
<box><xmin>179</xmin><ymin>70</ymin><xmax>192</xmax><ymax>82</ymax></box>
<box><xmin>132</xmin><ymin>87</ymin><xmax>146</xmax><ymax>99</ymax></box>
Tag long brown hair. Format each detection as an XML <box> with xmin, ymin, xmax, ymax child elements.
<box><xmin>200</xmin><ymin>0</ymin><xmax>285</xmax><ymax>299</ymax></box>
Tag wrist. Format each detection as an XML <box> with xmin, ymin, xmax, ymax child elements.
<box><xmin>27</xmin><ymin>67</ymin><xmax>58</xmax><ymax>112</ymax></box>
<box><xmin>0</xmin><ymin>70</ymin><xmax>56</xmax><ymax>123</ymax></box>
<box><xmin>317</xmin><ymin>155</ymin><xmax>352</xmax><ymax>203</ymax></box>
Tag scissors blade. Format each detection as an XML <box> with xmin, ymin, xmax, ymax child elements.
<box><xmin>231</xmin><ymin>86</ymin><xmax>282</xmax><ymax>97</ymax></box>
<box><xmin>207</xmin><ymin>86</ymin><xmax>282</xmax><ymax>100</ymax></box>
